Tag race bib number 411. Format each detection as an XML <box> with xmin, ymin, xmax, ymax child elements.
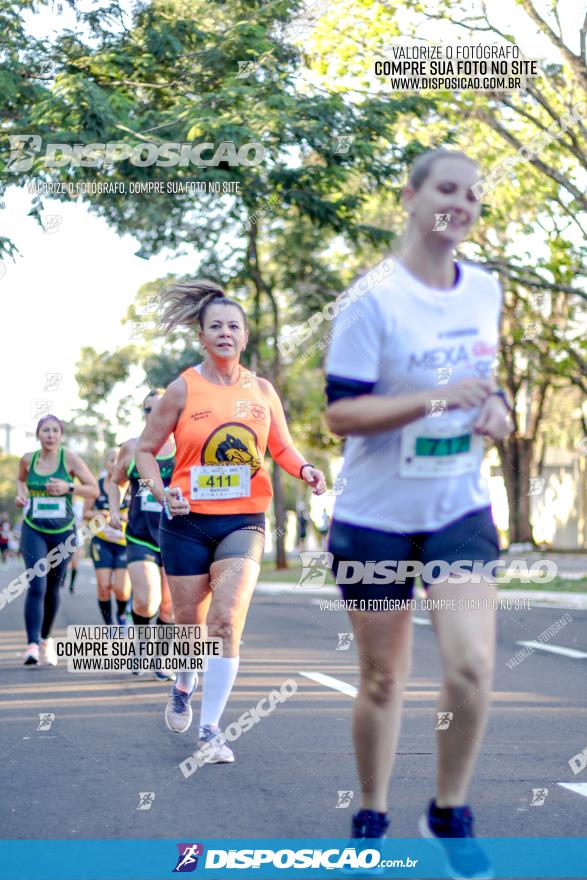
<box><xmin>190</xmin><ymin>465</ymin><xmax>251</xmax><ymax>500</ymax></box>
<box><xmin>399</xmin><ymin>420</ymin><xmax>483</xmax><ymax>478</ymax></box>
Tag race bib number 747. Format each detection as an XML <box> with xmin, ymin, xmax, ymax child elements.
<box><xmin>399</xmin><ymin>420</ymin><xmax>483</xmax><ymax>478</ymax></box>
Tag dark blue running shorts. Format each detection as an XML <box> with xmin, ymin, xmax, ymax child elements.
<box><xmin>90</xmin><ymin>536</ymin><xmax>128</xmax><ymax>570</ymax></box>
<box><xmin>160</xmin><ymin>512</ymin><xmax>266</xmax><ymax>576</ymax></box>
<box><xmin>126</xmin><ymin>539</ymin><xmax>162</xmax><ymax>568</ymax></box>
<box><xmin>328</xmin><ymin>505</ymin><xmax>500</xmax><ymax>603</ymax></box>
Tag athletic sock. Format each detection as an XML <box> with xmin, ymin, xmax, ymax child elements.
<box><xmin>176</xmin><ymin>670</ymin><xmax>198</xmax><ymax>694</ymax></box>
<box><xmin>199</xmin><ymin>656</ymin><xmax>240</xmax><ymax>732</ymax></box>
<box><xmin>98</xmin><ymin>599</ymin><xmax>112</xmax><ymax>624</ymax></box>
<box><xmin>156</xmin><ymin>614</ymin><xmax>172</xmax><ymax>625</ymax></box>
<box><xmin>131</xmin><ymin>611</ymin><xmax>152</xmax><ymax>626</ymax></box>
<box><xmin>69</xmin><ymin>568</ymin><xmax>77</xmax><ymax>588</ymax></box>
<box><xmin>116</xmin><ymin>599</ymin><xmax>128</xmax><ymax>620</ymax></box>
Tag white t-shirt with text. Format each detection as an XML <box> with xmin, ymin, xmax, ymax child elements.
<box><xmin>325</xmin><ymin>259</ymin><xmax>502</xmax><ymax>532</ymax></box>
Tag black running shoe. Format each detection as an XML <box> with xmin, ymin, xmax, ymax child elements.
<box><xmin>419</xmin><ymin>799</ymin><xmax>493</xmax><ymax>879</ymax></box>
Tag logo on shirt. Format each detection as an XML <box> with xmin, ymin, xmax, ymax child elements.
<box><xmin>190</xmin><ymin>409</ymin><xmax>212</xmax><ymax>422</ymax></box>
<box><xmin>202</xmin><ymin>423</ymin><xmax>261</xmax><ymax>476</ymax></box>
<box><xmin>234</xmin><ymin>400</ymin><xmax>267</xmax><ymax>421</ymax></box>
<box><xmin>438</xmin><ymin>328</ymin><xmax>478</xmax><ymax>338</ymax></box>
<box><xmin>408</xmin><ymin>345</ymin><xmax>470</xmax><ymax>371</ymax></box>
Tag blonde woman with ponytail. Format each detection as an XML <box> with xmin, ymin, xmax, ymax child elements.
<box><xmin>136</xmin><ymin>281</ymin><xmax>326</xmax><ymax>762</ymax></box>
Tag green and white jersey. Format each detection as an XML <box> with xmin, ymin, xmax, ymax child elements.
<box><xmin>24</xmin><ymin>447</ymin><xmax>75</xmax><ymax>534</ymax></box>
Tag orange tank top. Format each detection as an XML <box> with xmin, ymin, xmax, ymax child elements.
<box><xmin>172</xmin><ymin>365</ymin><xmax>273</xmax><ymax>514</ymax></box>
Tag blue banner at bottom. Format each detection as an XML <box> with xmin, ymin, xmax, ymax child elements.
<box><xmin>1</xmin><ymin>838</ymin><xmax>587</xmax><ymax>879</ymax></box>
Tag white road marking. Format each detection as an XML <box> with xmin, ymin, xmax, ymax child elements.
<box><xmin>413</xmin><ymin>617</ymin><xmax>432</xmax><ymax>626</ymax></box>
<box><xmin>299</xmin><ymin>671</ymin><xmax>357</xmax><ymax>698</ymax></box>
<box><xmin>516</xmin><ymin>640</ymin><xmax>587</xmax><ymax>659</ymax></box>
<box><xmin>558</xmin><ymin>783</ymin><xmax>587</xmax><ymax>799</ymax></box>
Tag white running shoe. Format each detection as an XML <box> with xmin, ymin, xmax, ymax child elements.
<box><xmin>23</xmin><ymin>643</ymin><xmax>39</xmax><ymax>665</ymax></box>
<box><xmin>40</xmin><ymin>638</ymin><xmax>58</xmax><ymax>666</ymax></box>
<box><xmin>197</xmin><ymin>725</ymin><xmax>235</xmax><ymax>764</ymax></box>
<box><xmin>164</xmin><ymin>679</ymin><xmax>198</xmax><ymax>733</ymax></box>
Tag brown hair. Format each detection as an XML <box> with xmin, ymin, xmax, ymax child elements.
<box><xmin>159</xmin><ymin>279</ymin><xmax>247</xmax><ymax>334</ymax></box>
<box><xmin>408</xmin><ymin>149</ymin><xmax>478</xmax><ymax>191</ymax></box>
<box><xmin>35</xmin><ymin>415</ymin><xmax>64</xmax><ymax>438</ymax></box>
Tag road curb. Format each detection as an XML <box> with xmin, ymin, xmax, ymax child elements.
<box><xmin>257</xmin><ymin>581</ymin><xmax>587</xmax><ymax>609</ymax></box>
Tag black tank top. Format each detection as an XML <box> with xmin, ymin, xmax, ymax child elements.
<box><xmin>126</xmin><ymin>449</ymin><xmax>175</xmax><ymax>552</ymax></box>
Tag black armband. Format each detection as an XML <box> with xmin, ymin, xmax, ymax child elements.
<box><xmin>325</xmin><ymin>374</ymin><xmax>376</xmax><ymax>404</ymax></box>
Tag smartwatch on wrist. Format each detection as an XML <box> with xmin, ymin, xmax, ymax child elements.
<box><xmin>68</xmin><ymin>483</ymin><xmax>75</xmax><ymax>494</ymax></box>
<box><xmin>300</xmin><ymin>463</ymin><xmax>315</xmax><ymax>479</ymax></box>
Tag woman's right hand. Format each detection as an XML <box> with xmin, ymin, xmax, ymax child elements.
<box><xmin>444</xmin><ymin>378</ymin><xmax>494</xmax><ymax>411</ymax></box>
<box><xmin>15</xmin><ymin>493</ymin><xmax>28</xmax><ymax>508</ymax></box>
<box><xmin>164</xmin><ymin>487</ymin><xmax>190</xmax><ymax>517</ymax></box>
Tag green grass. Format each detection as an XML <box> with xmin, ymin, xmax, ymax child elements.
<box><xmin>258</xmin><ymin>561</ymin><xmax>586</xmax><ymax>592</ymax></box>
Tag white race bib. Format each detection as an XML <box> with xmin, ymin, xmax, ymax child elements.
<box><xmin>32</xmin><ymin>496</ymin><xmax>67</xmax><ymax>519</ymax></box>
<box><xmin>399</xmin><ymin>420</ymin><xmax>483</xmax><ymax>478</ymax></box>
<box><xmin>190</xmin><ymin>465</ymin><xmax>251</xmax><ymax>500</ymax></box>
<box><xmin>140</xmin><ymin>491</ymin><xmax>163</xmax><ymax>513</ymax></box>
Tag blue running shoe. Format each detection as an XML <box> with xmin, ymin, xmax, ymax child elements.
<box><xmin>341</xmin><ymin>809</ymin><xmax>389</xmax><ymax>876</ymax></box>
<box><xmin>419</xmin><ymin>800</ymin><xmax>493</xmax><ymax>879</ymax></box>
<box><xmin>352</xmin><ymin>809</ymin><xmax>389</xmax><ymax>839</ymax></box>
<box><xmin>165</xmin><ymin>680</ymin><xmax>197</xmax><ymax>733</ymax></box>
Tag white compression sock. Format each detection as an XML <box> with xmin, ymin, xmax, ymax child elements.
<box><xmin>199</xmin><ymin>656</ymin><xmax>240</xmax><ymax>730</ymax></box>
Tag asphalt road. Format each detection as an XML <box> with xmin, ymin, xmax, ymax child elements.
<box><xmin>1</xmin><ymin>557</ymin><xmax>586</xmax><ymax>846</ymax></box>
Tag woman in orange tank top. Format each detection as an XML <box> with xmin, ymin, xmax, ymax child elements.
<box><xmin>136</xmin><ymin>280</ymin><xmax>326</xmax><ymax>762</ymax></box>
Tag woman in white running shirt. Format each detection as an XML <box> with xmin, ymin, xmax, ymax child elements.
<box><xmin>325</xmin><ymin>149</ymin><xmax>513</xmax><ymax>880</ymax></box>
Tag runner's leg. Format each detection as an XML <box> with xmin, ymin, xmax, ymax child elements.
<box><xmin>40</xmin><ymin>542</ymin><xmax>73</xmax><ymax>639</ymax></box>
<box><xmin>21</xmin><ymin>523</ymin><xmax>49</xmax><ymax>646</ymax></box>
<box><xmin>128</xmin><ymin>560</ymin><xmax>161</xmax><ymax>621</ymax></box>
<box><xmin>428</xmin><ymin>579</ymin><xmax>497</xmax><ymax>807</ymax></box>
<box><xmin>199</xmin><ymin>557</ymin><xmax>260</xmax><ymax>729</ymax></box>
<box><xmin>347</xmin><ymin>607</ymin><xmax>413</xmax><ymax>812</ymax></box>
<box><xmin>96</xmin><ymin>569</ymin><xmax>113</xmax><ymax>624</ymax></box>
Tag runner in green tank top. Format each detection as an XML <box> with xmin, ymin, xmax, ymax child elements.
<box><xmin>84</xmin><ymin>448</ymin><xmax>131</xmax><ymax>629</ymax></box>
<box><xmin>16</xmin><ymin>415</ymin><xmax>99</xmax><ymax>665</ymax></box>
<box><xmin>108</xmin><ymin>389</ymin><xmax>175</xmax><ymax>681</ymax></box>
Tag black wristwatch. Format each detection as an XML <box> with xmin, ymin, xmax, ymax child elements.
<box><xmin>68</xmin><ymin>483</ymin><xmax>75</xmax><ymax>494</ymax></box>
<box><xmin>300</xmin><ymin>463</ymin><xmax>315</xmax><ymax>479</ymax></box>
<box><xmin>492</xmin><ymin>389</ymin><xmax>512</xmax><ymax>412</ymax></box>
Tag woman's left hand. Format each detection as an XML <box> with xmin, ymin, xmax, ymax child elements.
<box><xmin>46</xmin><ymin>478</ymin><xmax>71</xmax><ymax>495</ymax></box>
<box><xmin>473</xmin><ymin>395</ymin><xmax>513</xmax><ymax>442</ymax></box>
<box><xmin>301</xmin><ymin>466</ymin><xmax>327</xmax><ymax>495</ymax></box>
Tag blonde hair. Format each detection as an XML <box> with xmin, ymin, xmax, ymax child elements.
<box><xmin>159</xmin><ymin>279</ymin><xmax>247</xmax><ymax>334</ymax></box>
<box><xmin>408</xmin><ymin>149</ymin><xmax>478</xmax><ymax>191</ymax></box>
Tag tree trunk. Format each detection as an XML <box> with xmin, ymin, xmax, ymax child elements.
<box><xmin>272</xmin><ymin>461</ymin><xmax>288</xmax><ymax>569</ymax></box>
<box><xmin>246</xmin><ymin>223</ymin><xmax>288</xmax><ymax>567</ymax></box>
<box><xmin>497</xmin><ymin>436</ymin><xmax>535</xmax><ymax>544</ymax></box>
